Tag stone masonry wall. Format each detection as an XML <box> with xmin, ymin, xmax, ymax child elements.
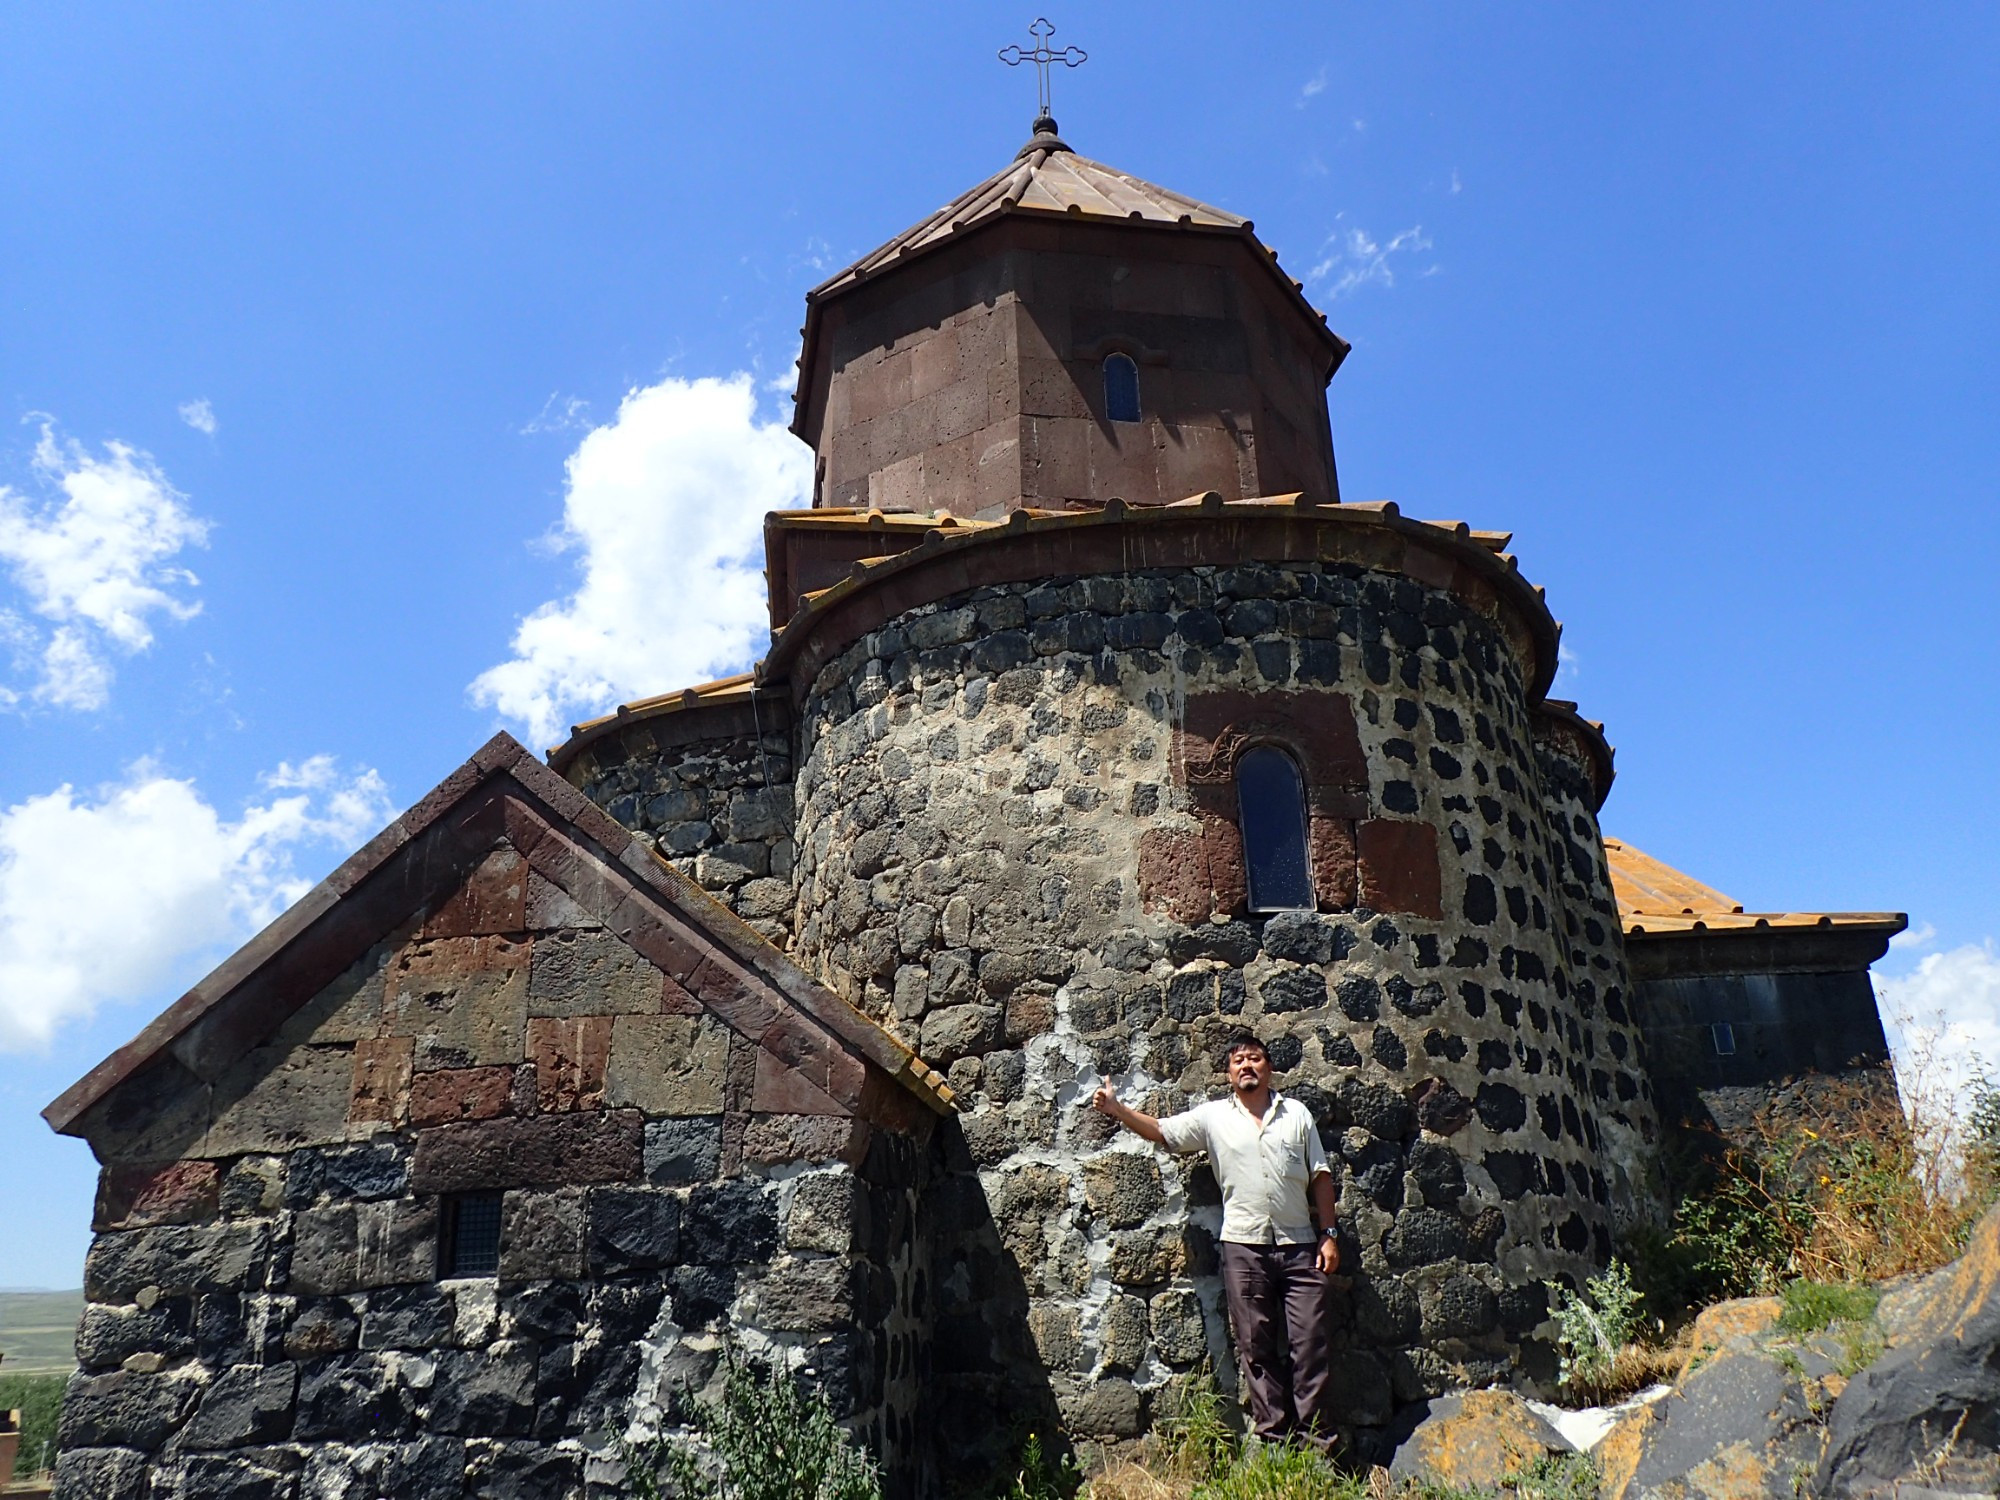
<box><xmin>57</xmin><ymin>839</ymin><xmax>926</xmax><ymax>1500</ymax></box>
<box><xmin>787</xmin><ymin>561</ymin><xmax>1658</xmax><ymax>1456</ymax></box>
<box><xmin>1531</xmin><ymin>734</ymin><xmax>1659</xmax><ymax>1228</ymax></box>
<box><xmin>570</xmin><ymin>720</ymin><xmax>796</xmax><ymax>947</ymax></box>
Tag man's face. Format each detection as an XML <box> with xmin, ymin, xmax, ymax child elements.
<box><xmin>1228</xmin><ymin>1045</ymin><xmax>1272</xmax><ymax>1095</ymax></box>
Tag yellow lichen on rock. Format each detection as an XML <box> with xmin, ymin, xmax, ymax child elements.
<box><xmin>1679</xmin><ymin>1297</ymin><xmax>1781</xmax><ymax>1381</ymax></box>
<box><xmin>1391</xmin><ymin>1390</ymin><xmax>1571</xmax><ymax>1490</ymax></box>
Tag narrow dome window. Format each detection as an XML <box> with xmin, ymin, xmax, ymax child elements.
<box><xmin>1238</xmin><ymin>746</ymin><xmax>1314</xmax><ymax>912</ymax></box>
<box><xmin>1103</xmin><ymin>353</ymin><xmax>1141</xmax><ymax>423</ymax></box>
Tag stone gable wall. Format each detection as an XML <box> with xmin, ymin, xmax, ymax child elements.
<box><xmin>570</xmin><ymin>726</ymin><xmax>797</xmax><ymax>947</ymax></box>
<box><xmin>787</xmin><ymin>560</ymin><xmax>1658</xmax><ymax>1459</ymax></box>
<box><xmin>56</xmin><ymin>838</ymin><xmax>931</xmax><ymax>1500</ymax></box>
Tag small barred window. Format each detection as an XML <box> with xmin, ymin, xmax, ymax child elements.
<box><xmin>441</xmin><ymin>1191</ymin><xmax>502</xmax><ymax>1278</ymax></box>
<box><xmin>1238</xmin><ymin>746</ymin><xmax>1314</xmax><ymax>912</ymax></box>
<box><xmin>1103</xmin><ymin>353</ymin><xmax>1141</xmax><ymax>423</ymax></box>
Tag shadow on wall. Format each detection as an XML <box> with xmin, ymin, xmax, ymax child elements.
<box><xmin>919</xmin><ymin>1117</ymin><xmax>1068</xmax><ymax>1490</ymax></box>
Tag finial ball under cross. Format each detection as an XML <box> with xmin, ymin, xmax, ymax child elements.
<box><xmin>999</xmin><ymin>17</ymin><xmax>1086</xmax><ymax>128</ymax></box>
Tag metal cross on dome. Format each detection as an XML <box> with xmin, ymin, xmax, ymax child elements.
<box><xmin>998</xmin><ymin>18</ymin><xmax>1086</xmax><ymax>123</ymax></box>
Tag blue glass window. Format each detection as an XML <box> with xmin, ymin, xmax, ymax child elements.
<box><xmin>1103</xmin><ymin>353</ymin><xmax>1141</xmax><ymax>423</ymax></box>
<box><xmin>1711</xmin><ymin>1022</ymin><xmax>1737</xmax><ymax>1057</ymax></box>
<box><xmin>1238</xmin><ymin>746</ymin><xmax>1314</xmax><ymax>912</ymax></box>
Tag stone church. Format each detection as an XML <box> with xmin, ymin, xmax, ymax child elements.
<box><xmin>44</xmin><ymin>115</ymin><xmax>1904</xmax><ymax>1499</ymax></box>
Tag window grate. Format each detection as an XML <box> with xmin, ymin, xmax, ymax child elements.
<box><xmin>442</xmin><ymin>1191</ymin><xmax>502</xmax><ymax>1278</ymax></box>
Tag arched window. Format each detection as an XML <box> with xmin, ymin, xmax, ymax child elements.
<box><xmin>1237</xmin><ymin>746</ymin><xmax>1314</xmax><ymax>912</ymax></box>
<box><xmin>1103</xmin><ymin>353</ymin><xmax>1141</xmax><ymax>423</ymax></box>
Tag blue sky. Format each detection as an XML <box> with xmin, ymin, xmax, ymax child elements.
<box><xmin>2</xmin><ymin>4</ymin><xmax>1995</xmax><ymax>1288</ymax></box>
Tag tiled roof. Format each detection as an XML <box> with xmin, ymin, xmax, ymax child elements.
<box><xmin>805</xmin><ymin>126</ymin><xmax>1251</xmax><ymax>303</ymax></box>
<box><xmin>548</xmin><ymin>492</ymin><xmax>1538</xmax><ymax>773</ymax></box>
<box><xmin>1604</xmin><ymin>837</ymin><xmax>1905</xmax><ymax>940</ymax></box>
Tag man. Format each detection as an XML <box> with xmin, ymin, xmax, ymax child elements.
<box><xmin>1092</xmin><ymin>1031</ymin><xmax>1343</xmax><ymax>1450</ymax></box>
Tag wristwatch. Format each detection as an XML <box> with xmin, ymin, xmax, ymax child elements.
<box><xmin>1321</xmin><ymin>1227</ymin><xmax>1339</xmax><ymax>1241</ymax></box>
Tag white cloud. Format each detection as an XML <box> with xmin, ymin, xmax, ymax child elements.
<box><xmin>521</xmin><ymin>392</ymin><xmax>593</xmax><ymax>436</ymax></box>
<box><xmin>0</xmin><ymin>423</ymin><xmax>210</xmax><ymax>709</ymax></box>
<box><xmin>1877</xmin><ymin>941</ymin><xmax>2000</xmax><ymax>1177</ymax></box>
<box><xmin>1554</xmin><ymin>642</ymin><xmax>1581</xmax><ymax>691</ymax></box>
<box><xmin>1450</xmin><ymin>170</ymin><xmax>1463</xmax><ymax>196</ymax></box>
<box><xmin>1296</xmin><ymin>67</ymin><xmax>1327</xmax><ymax>108</ymax></box>
<box><xmin>1890</xmin><ymin>920</ymin><xmax>1937</xmax><ymax>951</ymax></box>
<box><xmin>1308</xmin><ymin>225</ymin><xmax>1435</xmax><ymax>299</ymax></box>
<box><xmin>0</xmin><ymin>758</ymin><xmax>393</xmax><ymax>1051</ymax></box>
<box><xmin>471</xmin><ymin>373</ymin><xmax>810</xmax><ymax>749</ymax></box>
<box><xmin>177</xmin><ymin>399</ymin><xmax>218</xmax><ymax>435</ymax></box>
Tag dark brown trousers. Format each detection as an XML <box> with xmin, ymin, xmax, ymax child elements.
<box><xmin>1219</xmin><ymin>1241</ymin><xmax>1335</xmax><ymax>1448</ymax></box>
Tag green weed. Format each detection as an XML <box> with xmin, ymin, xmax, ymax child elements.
<box><xmin>1776</xmin><ymin>1280</ymin><xmax>1879</xmax><ymax>1336</ymax></box>
<box><xmin>1189</xmin><ymin>1441</ymin><xmax>1359</xmax><ymax>1500</ymax></box>
<box><xmin>617</xmin><ymin>1346</ymin><xmax>881</xmax><ymax>1500</ymax></box>
<box><xmin>1546</xmin><ymin>1259</ymin><xmax>1644</xmax><ymax>1391</ymax></box>
<box><xmin>1004</xmin><ymin>1431</ymin><xmax>1084</xmax><ymax>1500</ymax></box>
<box><xmin>0</xmin><ymin>1373</ymin><xmax>66</xmax><ymax>1480</ymax></box>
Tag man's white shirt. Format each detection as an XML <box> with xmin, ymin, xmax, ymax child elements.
<box><xmin>1157</xmin><ymin>1091</ymin><xmax>1332</xmax><ymax>1245</ymax></box>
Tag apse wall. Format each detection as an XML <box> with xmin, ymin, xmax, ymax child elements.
<box><xmin>777</xmin><ymin>518</ymin><xmax>1657</xmax><ymax>1447</ymax></box>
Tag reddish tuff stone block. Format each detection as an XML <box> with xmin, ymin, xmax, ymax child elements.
<box><xmin>528</xmin><ymin>1016</ymin><xmax>612</xmax><ymax>1113</ymax></box>
<box><xmin>1357</xmin><ymin>818</ymin><xmax>1443</xmax><ymax>920</ymax></box>
<box><xmin>1179</xmin><ymin>689</ymin><xmax>1366</xmax><ymax>792</ymax></box>
<box><xmin>750</xmin><ymin>1050</ymin><xmax>847</xmax><ymax>1116</ymax></box>
<box><xmin>409</xmin><ymin>1109</ymin><xmax>643</xmax><ymax>1193</ymax></box>
<box><xmin>1137</xmin><ymin>827</ymin><xmax>1211</xmax><ymax>925</ymax></box>
<box><xmin>420</xmin><ymin>843</ymin><xmax>528</xmax><ymax>939</ymax></box>
<box><xmin>741</xmin><ymin>1113</ymin><xmax>862</xmax><ymax>1166</ymax></box>
<box><xmin>95</xmin><ymin>1159</ymin><xmax>221</xmax><ymax>1230</ymax></box>
<box><xmin>1308</xmin><ymin>815</ymin><xmax>1359</xmax><ymax>911</ymax></box>
<box><xmin>349</xmin><ymin>1036</ymin><xmax>413</xmax><ymax>1126</ymax></box>
<box><xmin>407</xmin><ymin>1065</ymin><xmax>516</xmax><ymax>1127</ymax></box>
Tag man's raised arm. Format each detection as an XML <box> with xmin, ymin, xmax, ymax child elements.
<box><xmin>1091</xmin><ymin>1083</ymin><xmax>1168</xmax><ymax>1145</ymax></box>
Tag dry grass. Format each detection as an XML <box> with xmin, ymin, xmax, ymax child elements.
<box><xmin>1555</xmin><ymin>1338</ymin><xmax>1688</xmax><ymax>1408</ymax></box>
<box><xmin>1081</xmin><ymin>1457</ymin><xmax>1197</xmax><ymax>1500</ymax></box>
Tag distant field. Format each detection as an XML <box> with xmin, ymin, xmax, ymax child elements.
<box><xmin>0</xmin><ymin>1290</ymin><xmax>80</xmax><ymax>1374</ymax></box>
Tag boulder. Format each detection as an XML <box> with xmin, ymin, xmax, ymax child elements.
<box><xmin>1680</xmin><ymin>1296</ymin><xmax>1782</xmax><ymax>1378</ymax></box>
<box><xmin>1389</xmin><ymin>1389</ymin><xmax>1572</xmax><ymax>1490</ymax></box>
<box><xmin>1817</xmin><ymin>1202</ymin><xmax>2000</xmax><ymax>1498</ymax></box>
<box><xmin>1597</xmin><ymin>1343</ymin><xmax>1827</xmax><ymax>1500</ymax></box>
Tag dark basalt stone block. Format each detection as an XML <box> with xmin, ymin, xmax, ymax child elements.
<box><xmin>1474</xmin><ymin>1082</ymin><xmax>1527</xmax><ymax>1134</ymax></box>
<box><xmin>1335</xmin><ymin>974</ymin><xmax>1382</xmax><ymax>1023</ymax></box>
<box><xmin>1165</xmin><ymin>921</ymin><xmax>1262</xmax><ymax>967</ymax></box>
<box><xmin>1338</xmin><ymin>1078</ymin><xmax>1413</xmax><ymax>1142</ymax></box>
<box><xmin>284</xmin><ymin>1141</ymin><xmax>409</xmax><ymax>1208</ymax></box>
<box><xmin>668</xmin><ymin>1264</ymin><xmax>737</xmax><ymax>1329</ymax></box>
<box><xmin>1261</xmin><ymin>967</ymin><xmax>1328</xmax><ymax>1015</ymax></box>
<box><xmin>1387</xmin><ymin>977</ymin><xmax>1445</xmax><ymax>1017</ymax></box>
<box><xmin>587</xmin><ymin>1186</ymin><xmax>682</xmax><ymax>1272</ymax></box>
<box><xmin>294</xmin><ymin>1353</ymin><xmax>412</xmax><ymax>1441</ymax></box>
<box><xmin>431</xmin><ymin>1344</ymin><xmax>537</xmax><ymax>1437</ymax></box>
<box><xmin>1385</xmin><ymin>1208</ymin><xmax>1469</xmax><ymax>1267</ymax></box>
<box><xmin>75</xmin><ymin>1297</ymin><xmax>195</xmax><ymax>1371</ymax></box>
<box><xmin>181</xmin><ymin>1363</ymin><xmax>298</xmax><ymax>1450</ymax></box>
<box><xmin>360</xmin><ymin>1284</ymin><xmax>453</xmax><ymax>1351</ymax></box>
<box><xmin>1371</xmin><ymin>1026</ymin><xmax>1408</xmax><ymax>1071</ymax></box>
<box><xmin>1462</xmin><ymin>875</ymin><xmax>1497</xmax><ymax>926</ymax></box>
<box><xmin>1406</xmin><ymin>1140</ymin><xmax>1466</xmax><ymax>1207</ymax></box>
<box><xmin>58</xmin><ymin>1369</ymin><xmax>201</xmax><ymax>1451</ymax></box>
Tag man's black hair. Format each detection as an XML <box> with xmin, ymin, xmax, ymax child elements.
<box><xmin>1219</xmin><ymin>1030</ymin><xmax>1270</xmax><ymax>1066</ymax></box>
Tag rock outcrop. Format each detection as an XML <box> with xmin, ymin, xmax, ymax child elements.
<box><xmin>1817</xmin><ymin>1202</ymin><xmax>2000</xmax><ymax>1498</ymax></box>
